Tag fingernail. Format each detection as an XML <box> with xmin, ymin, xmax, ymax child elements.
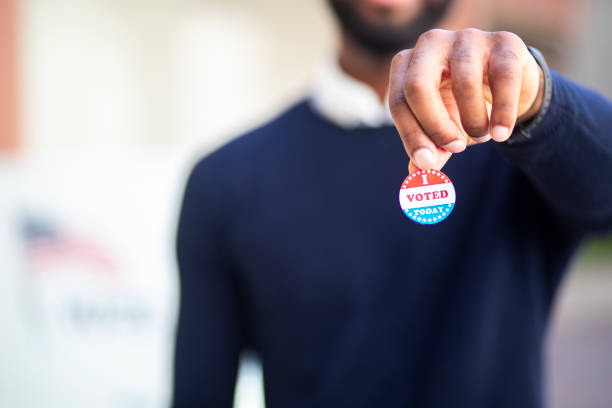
<box><xmin>472</xmin><ymin>134</ymin><xmax>491</xmax><ymax>143</ymax></box>
<box><xmin>442</xmin><ymin>140</ymin><xmax>466</xmax><ymax>153</ymax></box>
<box><xmin>413</xmin><ymin>148</ymin><xmax>435</xmax><ymax>169</ymax></box>
<box><xmin>491</xmin><ymin>125</ymin><xmax>510</xmax><ymax>142</ymax></box>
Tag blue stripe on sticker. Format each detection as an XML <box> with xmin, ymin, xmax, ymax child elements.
<box><xmin>402</xmin><ymin>203</ymin><xmax>455</xmax><ymax>225</ymax></box>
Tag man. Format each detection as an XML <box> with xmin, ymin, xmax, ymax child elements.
<box><xmin>173</xmin><ymin>0</ymin><xmax>612</xmax><ymax>406</ymax></box>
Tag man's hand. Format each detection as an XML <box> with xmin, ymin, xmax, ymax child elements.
<box><xmin>388</xmin><ymin>28</ymin><xmax>545</xmax><ymax>172</ymax></box>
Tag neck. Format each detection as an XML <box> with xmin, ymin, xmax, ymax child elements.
<box><xmin>337</xmin><ymin>33</ymin><xmax>393</xmax><ymax>104</ymax></box>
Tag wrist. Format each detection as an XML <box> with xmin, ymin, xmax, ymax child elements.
<box><xmin>505</xmin><ymin>46</ymin><xmax>554</xmax><ymax>145</ymax></box>
<box><xmin>517</xmin><ymin>64</ymin><xmax>545</xmax><ymax>124</ymax></box>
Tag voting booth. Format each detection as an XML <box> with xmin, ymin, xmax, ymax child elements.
<box><xmin>0</xmin><ymin>148</ymin><xmax>265</xmax><ymax>407</ymax></box>
<box><xmin>0</xmin><ymin>149</ymin><xmax>183</xmax><ymax>407</ymax></box>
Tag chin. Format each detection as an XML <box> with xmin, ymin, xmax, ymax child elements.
<box><xmin>329</xmin><ymin>0</ymin><xmax>453</xmax><ymax>55</ymax></box>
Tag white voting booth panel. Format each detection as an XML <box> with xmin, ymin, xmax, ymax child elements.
<box><xmin>0</xmin><ymin>149</ymin><xmax>183</xmax><ymax>407</ymax></box>
<box><xmin>0</xmin><ymin>148</ymin><xmax>264</xmax><ymax>408</ymax></box>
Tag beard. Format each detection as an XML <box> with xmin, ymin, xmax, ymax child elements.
<box><xmin>328</xmin><ymin>0</ymin><xmax>453</xmax><ymax>57</ymax></box>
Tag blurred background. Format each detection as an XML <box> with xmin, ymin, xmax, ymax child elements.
<box><xmin>0</xmin><ymin>0</ymin><xmax>610</xmax><ymax>407</ymax></box>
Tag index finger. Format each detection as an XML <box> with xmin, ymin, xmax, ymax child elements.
<box><xmin>403</xmin><ymin>30</ymin><xmax>466</xmax><ymax>153</ymax></box>
<box><xmin>389</xmin><ymin>49</ymin><xmax>450</xmax><ymax>170</ymax></box>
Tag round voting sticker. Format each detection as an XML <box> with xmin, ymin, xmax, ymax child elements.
<box><xmin>399</xmin><ymin>169</ymin><xmax>456</xmax><ymax>225</ymax></box>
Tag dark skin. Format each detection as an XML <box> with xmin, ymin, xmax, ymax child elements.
<box><xmin>336</xmin><ymin>3</ymin><xmax>545</xmax><ymax>173</ymax></box>
<box><xmin>338</xmin><ymin>31</ymin><xmax>392</xmax><ymax>105</ymax></box>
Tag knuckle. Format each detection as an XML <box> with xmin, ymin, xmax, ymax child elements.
<box><xmin>388</xmin><ymin>91</ymin><xmax>407</xmax><ymax>113</ymax></box>
<box><xmin>403</xmin><ymin>76</ymin><xmax>428</xmax><ymax>97</ymax></box>
<box><xmin>493</xmin><ymin>99</ymin><xmax>518</xmax><ymax>118</ymax></box>
<box><xmin>427</xmin><ymin>125</ymin><xmax>453</xmax><ymax>145</ymax></box>
<box><xmin>418</xmin><ymin>28</ymin><xmax>446</xmax><ymax>43</ymax></box>
<box><xmin>403</xmin><ymin>128</ymin><xmax>423</xmax><ymax>149</ymax></box>
<box><xmin>493</xmin><ymin>97</ymin><xmax>513</xmax><ymax>109</ymax></box>
<box><xmin>491</xmin><ymin>30</ymin><xmax>522</xmax><ymax>45</ymax></box>
<box><xmin>451</xmin><ymin>45</ymin><xmax>475</xmax><ymax>64</ymax></box>
<box><xmin>494</xmin><ymin>113</ymin><xmax>516</xmax><ymax>127</ymax></box>
<box><xmin>407</xmin><ymin>49</ymin><xmax>426</xmax><ymax>68</ymax></box>
<box><xmin>454</xmin><ymin>73</ymin><xmax>481</xmax><ymax>92</ymax></box>
<box><xmin>459</xmin><ymin>27</ymin><xmax>483</xmax><ymax>37</ymax></box>
<box><xmin>456</xmin><ymin>27</ymin><xmax>483</xmax><ymax>44</ymax></box>
<box><xmin>451</xmin><ymin>29</ymin><xmax>485</xmax><ymax>65</ymax></box>
<box><xmin>462</xmin><ymin>122</ymin><xmax>489</xmax><ymax>138</ymax></box>
<box><xmin>491</xmin><ymin>61</ymin><xmax>521</xmax><ymax>81</ymax></box>
<box><xmin>490</xmin><ymin>31</ymin><xmax>527</xmax><ymax>58</ymax></box>
<box><xmin>391</xmin><ymin>49</ymin><xmax>412</xmax><ymax>68</ymax></box>
<box><xmin>492</xmin><ymin>47</ymin><xmax>521</xmax><ymax>64</ymax></box>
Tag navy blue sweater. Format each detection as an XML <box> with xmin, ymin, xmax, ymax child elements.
<box><xmin>173</xmin><ymin>71</ymin><xmax>612</xmax><ymax>407</ymax></box>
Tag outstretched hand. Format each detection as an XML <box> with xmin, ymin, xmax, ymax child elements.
<box><xmin>388</xmin><ymin>28</ymin><xmax>545</xmax><ymax>173</ymax></box>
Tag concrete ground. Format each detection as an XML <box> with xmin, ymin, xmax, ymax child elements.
<box><xmin>547</xmin><ymin>257</ymin><xmax>612</xmax><ymax>408</ymax></box>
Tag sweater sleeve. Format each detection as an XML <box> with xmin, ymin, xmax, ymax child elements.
<box><xmin>172</xmin><ymin>157</ymin><xmax>243</xmax><ymax>407</ymax></box>
<box><xmin>498</xmin><ymin>70</ymin><xmax>612</xmax><ymax>234</ymax></box>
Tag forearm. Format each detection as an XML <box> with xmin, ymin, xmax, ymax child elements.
<box><xmin>499</xmin><ymin>70</ymin><xmax>612</xmax><ymax>233</ymax></box>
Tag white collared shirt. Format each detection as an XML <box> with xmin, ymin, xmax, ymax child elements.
<box><xmin>309</xmin><ymin>58</ymin><xmax>394</xmax><ymax>129</ymax></box>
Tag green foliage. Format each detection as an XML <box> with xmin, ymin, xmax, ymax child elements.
<box><xmin>582</xmin><ymin>237</ymin><xmax>612</xmax><ymax>260</ymax></box>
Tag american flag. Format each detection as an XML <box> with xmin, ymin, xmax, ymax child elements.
<box><xmin>22</xmin><ymin>217</ymin><xmax>117</xmax><ymax>275</ymax></box>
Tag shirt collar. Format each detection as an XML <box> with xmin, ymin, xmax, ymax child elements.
<box><xmin>308</xmin><ymin>57</ymin><xmax>394</xmax><ymax>129</ymax></box>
